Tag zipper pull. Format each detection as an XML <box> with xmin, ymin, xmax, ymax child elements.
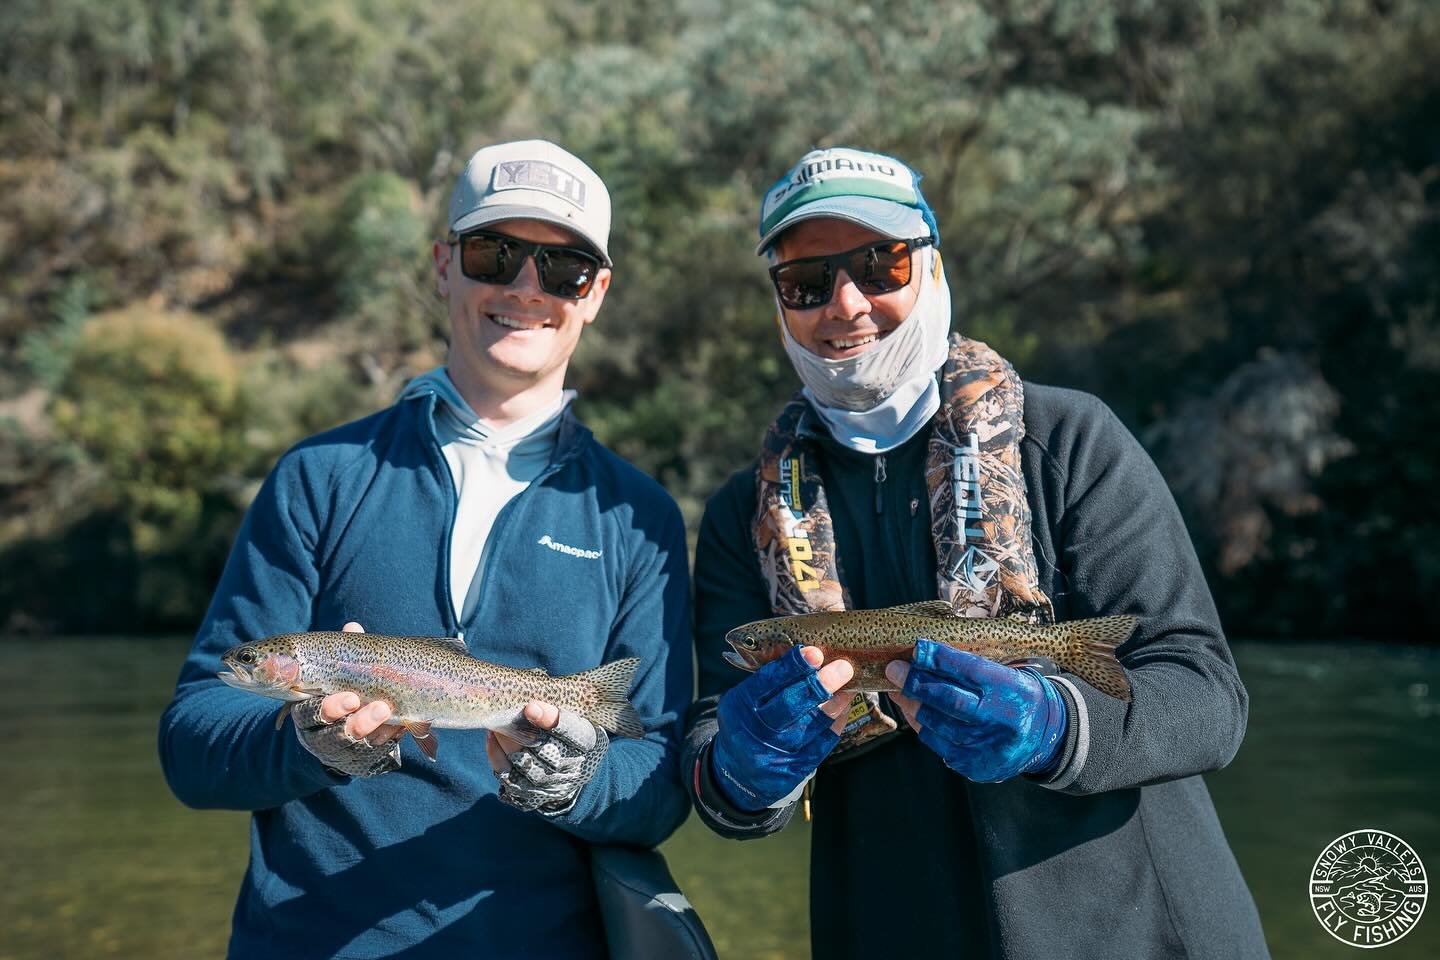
<box><xmin>873</xmin><ymin>454</ymin><xmax>887</xmax><ymax>514</ymax></box>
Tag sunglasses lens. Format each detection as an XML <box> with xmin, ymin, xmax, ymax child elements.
<box><xmin>459</xmin><ymin>234</ymin><xmax>521</xmax><ymax>282</ymax></box>
<box><xmin>851</xmin><ymin>241</ymin><xmax>912</xmax><ymax>293</ymax></box>
<box><xmin>772</xmin><ymin>240</ymin><xmax>917</xmax><ymax>308</ymax></box>
<box><xmin>458</xmin><ymin>232</ymin><xmax>599</xmax><ymax>299</ymax></box>
<box><xmin>773</xmin><ymin>261</ymin><xmax>833</xmax><ymax>309</ymax></box>
<box><xmin>538</xmin><ymin>250</ymin><xmax>599</xmax><ymax>299</ymax></box>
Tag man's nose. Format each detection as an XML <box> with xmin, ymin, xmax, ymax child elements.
<box><xmin>503</xmin><ymin>256</ymin><xmax>547</xmax><ymax>302</ymax></box>
<box><xmin>825</xmin><ymin>268</ymin><xmax>871</xmax><ymax>318</ymax></box>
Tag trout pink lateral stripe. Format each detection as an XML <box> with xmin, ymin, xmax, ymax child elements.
<box><xmin>218</xmin><ymin>631</ymin><xmax>645</xmax><ymax>761</ymax></box>
<box><xmin>358</xmin><ymin>662</ymin><xmax>506</xmax><ymax>700</ymax></box>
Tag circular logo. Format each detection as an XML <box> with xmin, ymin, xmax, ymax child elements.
<box><xmin>1311</xmin><ymin>829</ymin><xmax>1427</xmax><ymax>948</ymax></box>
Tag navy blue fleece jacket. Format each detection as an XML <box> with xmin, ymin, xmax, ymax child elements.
<box><xmin>158</xmin><ymin>392</ymin><xmax>692</xmax><ymax>960</ymax></box>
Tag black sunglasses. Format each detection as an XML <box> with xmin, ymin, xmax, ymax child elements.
<box><xmin>448</xmin><ymin>229</ymin><xmax>603</xmax><ymax>300</ymax></box>
<box><xmin>769</xmin><ymin>237</ymin><xmax>932</xmax><ymax>310</ymax></box>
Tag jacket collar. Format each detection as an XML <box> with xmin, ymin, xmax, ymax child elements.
<box><xmin>402</xmin><ymin>391</ymin><xmax>593</xmax><ymax>469</ymax></box>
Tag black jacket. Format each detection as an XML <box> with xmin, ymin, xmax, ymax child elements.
<box><xmin>683</xmin><ymin>383</ymin><xmax>1269</xmax><ymax>959</ymax></box>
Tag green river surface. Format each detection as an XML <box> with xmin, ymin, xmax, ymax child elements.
<box><xmin>1</xmin><ymin>638</ymin><xmax>1436</xmax><ymax>959</ymax></box>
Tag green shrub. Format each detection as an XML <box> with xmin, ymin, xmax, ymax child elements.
<box><xmin>51</xmin><ymin>305</ymin><xmax>249</xmax><ymax>556</ymax></box>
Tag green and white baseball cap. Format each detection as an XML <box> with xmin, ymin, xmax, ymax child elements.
<box><xmin>448</xmin><ymin>139</ymin><xmax>612</xmax><ymax>266</ymax></box>
<box><xmin>756</xmin><ymin>147</ymin><xmax>938</xmax><ymax>255</ymax></box>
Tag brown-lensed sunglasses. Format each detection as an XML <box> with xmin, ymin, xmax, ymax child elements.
<box><xmin>769</xmin><ymin>237</ymin><xmax>932</xmax><ymax>310</ymax></box>
<box><xmin>449</xmin><ymin>229</ymin><xmax>603</xmax><ymax>300</ymax></box>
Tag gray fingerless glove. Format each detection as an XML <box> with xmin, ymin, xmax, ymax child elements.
<box><xmin>292</xmin><ymin>698</ymin><xmax>402</xmax><ymax>778</ymax></box>
<box><xmin>497</xmin><ymin>710</ymin><xmax>609</xmax><ymax>815</ymax></box>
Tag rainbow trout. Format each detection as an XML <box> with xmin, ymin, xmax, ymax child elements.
<box><xmin>218</xmin><ymin>631</ymin><xmax>644</xmax><ymax>760</ymax></box>
<box><xmin>724</xmin><ymin>602</ymin><xmax>1136</xmax><ymax>701</ymax></box>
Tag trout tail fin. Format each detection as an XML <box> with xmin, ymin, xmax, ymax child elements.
<box><xmin>1054</xmin><ymin>615</ymin><xmax>1137</xmax><ymax>702</ymax></box>
<box><xmin>576</xmin><ymin>657</ymin><xmax>645</xmax><ymax>738</ymax></box>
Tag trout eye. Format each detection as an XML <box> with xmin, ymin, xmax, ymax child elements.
<box><xmin>742</xmin><ymin>634</ymin><xmax>758</xmax><ymax>650</ymax></box>
<box><xmin>237</xmin><ymin>648</ymin><xmax>258</xmax><ymax>665</ymax></box>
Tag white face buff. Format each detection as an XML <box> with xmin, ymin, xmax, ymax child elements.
<box><xmin>779</xmin><ymin>246</ymin><xmax>953</xmax><ymax>452</ymax></box>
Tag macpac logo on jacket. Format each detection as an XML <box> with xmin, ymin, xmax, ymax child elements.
<box><xmin>537</xmin><ymin>534</ymin><xmax>603</xmax><ymax>560</ymax></box>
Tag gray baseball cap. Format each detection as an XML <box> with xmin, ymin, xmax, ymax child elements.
<box><xmin>447</xmin><ymin>140</ymin><xmax>612</xmax><ymax>266</ymax></box>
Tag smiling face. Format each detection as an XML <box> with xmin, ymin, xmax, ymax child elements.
<box><xmin>433</xmin><ymin>218</ymin><xmax>611</xmax><ymax>413</ymax></box>
<box><xmin>772</xmin><ymin>218</ymin><xmax>922</xmax><ymax>361</ymax></box>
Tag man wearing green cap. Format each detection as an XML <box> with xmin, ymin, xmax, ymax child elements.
<box><xmin>160</xmin><ymin>140</ymin><xmax>694</xmax><ymax>959</ymax></box>
<box><xmin>682</xmin><ymin>147</ymin><xmax>1268</xmax><ymax>958</ymax></box>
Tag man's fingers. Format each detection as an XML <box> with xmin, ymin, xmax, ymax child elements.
<box><xmin>816</xmin><ymin>657</ymin><xmax>854</xmax><ymax>695</ymax></box>
<box><xmin>754</xmin><ymin>647</ymin><xmax>853</xmax><ymax>732</ymax></box>
<box><xmin>342</xmin><ymin>621</ymin><xmax>365</xmax><ymax>633</ymax></box>
<box><xmin>493</xmin><ymin>730</ymin><xmax>522</xmax><ymax>755</ymax></box>
<box><xmin>820</xmin><ymin>691</ymin><xmax>851</xmax><ymax>721</ymax></box>
<box><xmin>821</xmin><ymin>691</ymin><xmax>852</xmax><ymax>735</ymax></box>
<box><xmin>799</xmin><ymin>645</ymin><xmax>854</xmax><ymax>695</ymax></box>
<box><xmin>911</xmin><ymin>639</ymin><xmax>1004</xmax><ymax>687</ymax></box>
<box><xmin>319</xmin><ymin>691</ymin><xmax>362</xmax><ymax>723</ymax></box>
<box><xmin>523</xmin><ymin>700</ymin><xmax>560</xmax><ymax>731</ymax></box>
<box><xmin>486</xmin><ymin>732</ymin><xmax>512</xmax><ymax>773</ymax></box>
<box><xmin>345</xmin><ymin>700</ymin><xmax>393</xmax><ymax>740</ymax></box>
<box><xmin>887</xmin><ymin>690</ymin><xmax>924</xmax><ymax>732</ymax></box>
<box><xmin>888</xmin><ymin>656</ymin><xmax>982</xmax><ymax>720</ymax></box>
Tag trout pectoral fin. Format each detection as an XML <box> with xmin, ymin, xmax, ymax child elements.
<box><xmin>275</xmin><ymin>702</ymin><xmax>295</xmax><ymax>731</ymax></box>
<box><xmin>405</xmin><ymin>720</ymin><xmax>438</xmax><ymax>761</ymax></box>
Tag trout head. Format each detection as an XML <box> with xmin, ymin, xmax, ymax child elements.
<box><xmin>218</xmin><ymin>636</ymin><xmax>310</xmax><ymax>702</ymax></box>
<box><xmin>723</xmin><ymin>619</ymin><xmax>799</xmax><ymax>672</ymax></box>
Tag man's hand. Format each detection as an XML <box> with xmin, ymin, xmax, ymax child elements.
<box><xmin>886</xmin><ymin>639</ymin><xmax>1066</xmax><ymax>783</ymax></box>
<box><xmin>293</xmin><ymin>622</ymin><xmax>403</xmax><ymax>778</ymax></box>
<box><xmin>708</xmin><ymin>645</ymin><xmax>854</xmax><ymax>812</ymax></box>
<box><xmin>486</xmin><ymin>702</ymin><xmax>609</xmax><ymax>814</ymax></box>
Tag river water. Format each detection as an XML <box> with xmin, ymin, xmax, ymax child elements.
<box><xmin>1</xmin><ymin>638</ymin><xmax>1436</xmax><ymax>959</ymax></box>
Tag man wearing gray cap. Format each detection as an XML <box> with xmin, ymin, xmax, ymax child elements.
<box><xmin>682</xmin><ymin>147</ymin><xmax>1268</xmax><ymax>958</ymax></box>
<box><xmin>160</xmin><ymin>140</ymin><xmax>694</xmax><ymax>959</ymax></box>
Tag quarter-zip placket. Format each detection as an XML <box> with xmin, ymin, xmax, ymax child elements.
<box><xmin>419</xmin><ymin>397</ymin><xmax>585</xmax><ymax>643</ymax></box>
<box><xmin>419</xmin><ymin>401</ymin><xmax>465</xmax><ymax>641</ymax></box>
<box><xmin>459</xmin><ymin>458</ymin><xmax>565</xmax><ymax>640</ymax></box>
<box><xmin>873</xmin><ymin>454</ymin><xmax>887</xmax><ymax>514</ymax></box>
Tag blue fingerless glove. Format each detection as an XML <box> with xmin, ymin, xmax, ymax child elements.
<box><xmin>710</xmin><ymin>645</ymin><xmax>841</xmax><ymax>811</ymax></box>
<box><xmin>900</xmin><ymin>639</ymin><xmax>1067</xmax><ymax>783</ymax></box>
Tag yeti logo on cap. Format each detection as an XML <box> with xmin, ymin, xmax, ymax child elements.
<box><xmin>492</xmin><ymin>160</ymin><xmax>587</xmax><ymax>209</ymax></box>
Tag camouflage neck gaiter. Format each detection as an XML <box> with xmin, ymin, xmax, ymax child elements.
<box><xmin>753</xmin><ymin>334</ymin><xmax>1054</xmax><ymax>760</ymax></box>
